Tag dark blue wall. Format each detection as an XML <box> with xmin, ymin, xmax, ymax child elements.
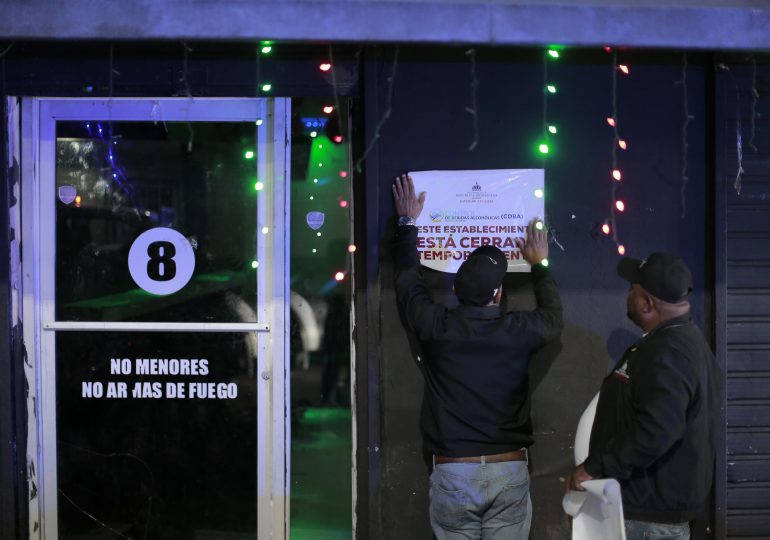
<box><xmin>367</xmin><ymin>46</ymin><xmax>710</xmax><ymax>539</ymax></box>
<box><xmin>0</xmin><ymin>41</ymin><xmax>717</xmax><ymax>540</ymax></box>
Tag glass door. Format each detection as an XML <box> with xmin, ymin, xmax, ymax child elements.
<box><xmin>21</xmin><ymin>98</ymin><xmax>290</xmax><ymax>539</ymax></box>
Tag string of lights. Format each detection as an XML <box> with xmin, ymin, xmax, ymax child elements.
<box><xmin>538</xmin><ymin>47</ymin><xmax>561</xmax><ymax>157</ymax></box>
<box><xmin>328</xmin><ymin>44</ymin><xmax>343</xmax><ymax>146</ymax></box>
<box><xmin>600</xmin><ymin>49</ymin><xmax>629</xmax><ymax>255</ymax></box>
<box><xmin>537</xmin><ymin>47</ymin><xmax>564</xmax><ymax>265</ymax></box>
<box><xmin>258</xmin><ymin>40</ymin><xmax>273</xmax><ymax>94</ymax></box>
<box><xmin>293</xmin><ymin>45</ymin><xmax>356</xmax><ymax>285</ymax></box>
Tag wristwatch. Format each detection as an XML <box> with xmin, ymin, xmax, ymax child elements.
<box><xmin>398</xmin><ymin>216</ymin><xmax>417</xmax><ymax>227</ymax></box>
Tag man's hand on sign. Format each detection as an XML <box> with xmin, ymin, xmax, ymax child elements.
<box><xmin>515</xmin><ymin>218</ymin><xmax>548</xmax><ymax>265</ymax></box>
<box><xmin>392</xmin><ymin>173</ymin><xmax>426</xmax><ymax>220</ymax></box>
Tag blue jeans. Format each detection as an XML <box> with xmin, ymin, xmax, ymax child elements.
<box><xmin>625</xmin><ymin>519</ymin><xmax>690</xmax><ymax>540</ymax></box>
<box><xmin>429</xmin><ymin>459</ymin><xmax>531</xmax><ymax>540</ymax></box>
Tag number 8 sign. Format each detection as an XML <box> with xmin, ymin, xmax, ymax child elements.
<box><xmin>128</xmin><ymin>227</ymin><xmax>196</xmax><ymax>295</ymax></box>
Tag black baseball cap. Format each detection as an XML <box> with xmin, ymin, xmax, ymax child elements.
<box><xmin>617</xmin><ymin>252</ymin><xmax>693</xmax><ymax>303</ymax></box>
<box><xmin>454</xmin><ymin>245</ymin><xmax>508</xmax><ymax>306</ymax></box>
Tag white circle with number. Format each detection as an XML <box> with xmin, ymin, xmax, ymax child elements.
<box><xmin>128</xmin><ymin>227</ymin><xmax>195</xmax><ymax>296</ymax></box>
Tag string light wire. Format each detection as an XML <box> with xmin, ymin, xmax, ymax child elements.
<box><xmin>716</xmin><ymin>63</ymin><xmax>744</xmax><ymax>194</ymax></box>
<box><xmin>465</xmin><ymin>48</ymin><xmax>479</xmax><ymax>151</ymax></box>
<box><xmin>353</xmin><ymin>47</ymin><xmax>399</xmax><ymax>173</ymax></box>
<box><xmin>609</xmin><ymin>51</ymin><xmax>621</xmax><ymax>246</ymax></box>
<box><xmin>674</xmin><ymin>52</ymin><xmax>692</xmax><ymax>218</ymax></box>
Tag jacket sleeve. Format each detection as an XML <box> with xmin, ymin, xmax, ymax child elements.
<box><xmin>510</xmin><ymin>264</ymin><xmax>563</xmax><ymax>345</ymax></box>
<box><xmin>392</xmin><ymin>225</ymin><xmax>446</xmax><ymax>340</ymax></box>
<box><xmin>583</xmin><ymin>349</ymin><xmax>694</xmax><ymax>479</ymax></box>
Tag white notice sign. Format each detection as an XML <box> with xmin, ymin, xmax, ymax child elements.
<box><xmin>410</xmin><ymin>169</ymin><xmax>544</xmax><ymax>273</ymax></box>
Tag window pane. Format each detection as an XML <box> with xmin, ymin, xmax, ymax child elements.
<box><xmin>56</xmin><ymin>331</ymin><xmax>257</xmax><ymax>538</ymax></box>
<box><xmin>55</xmin><ymin>121</ymin><xmax>259</xmax><ymax>323</ymax></box>
<box><xmin>289</xmin><ymin>98</ymin><xmax>352</xmax><ymax>539</ymax></box>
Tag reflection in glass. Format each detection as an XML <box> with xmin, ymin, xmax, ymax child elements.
<box><xmin>290</xmin><ymin>98</ymin><xmax>352</xmax><ymax>539</ymax></box>
<box><xmin>55</xmin><ymin>121</ymin><xmax>259</xmax><ymax>323</ymax></box>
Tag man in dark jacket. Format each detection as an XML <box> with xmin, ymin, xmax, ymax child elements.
<box><xmin>392</xmin><ymin>174</ymin><xmax>563</xmax><ymax>539</ymax></box>
<box><xmin>566</xmin><ymin>253</ymin><xmax>721</xmax><ymax>540</ymax></box>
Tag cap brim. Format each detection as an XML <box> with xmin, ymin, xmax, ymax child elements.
<box><xmin>617</xmin><ymin>257</ymin><xmax>642</xmax><ymax>283</ymax></box>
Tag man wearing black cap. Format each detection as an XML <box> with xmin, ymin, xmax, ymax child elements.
<box><xmin>566</xmin><ymin>253</ymin><xmax>721</xmax><ymax>540</ymax></box>
<box><xmin>392</xmin><ymin>174</ymin><xmax>563</xmax><ymax>539</ymax></box>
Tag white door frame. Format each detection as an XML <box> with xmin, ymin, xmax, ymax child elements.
<box><xmin>18</xmin><ymin>97</ymin><xmax>291</xmax><ymax>539</ymax></box>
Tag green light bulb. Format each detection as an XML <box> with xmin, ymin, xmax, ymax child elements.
<box><xmin>548</xmin><ymin>50</ymin><xmax>559</xmax><ymax>59</ymax></box>
<box><xmin>541</xmin><ymin>258</ymin><xmax>549</xmax><ymax>267</ymax></box>
<box><xmin>538</xmin><ymin>144</ymin><xmax>549</xmax><ymax>154</ymax></box>
<box><xmin>262</xmin><ymin>83</ymin><xmax>272</xmax><ymax>92</ymax></box>
<box><xmin>546</xmin><ymin>85</ymin><xmax>557</xmax><ymax>94</ymax></box>
<box><xmin>548</xmin><ymin>125</ymin><xmax>558</xmax><ymax>134</ymax></box>
<box><xmin>261</xmin><ymin>46</ymin><xmax>272</xmax><ymax>54</ymax></box>
<box><xmin>244</xmin><ymin>150</ymin><xmax>255</xmax><ymax>159</ymax></box>
<box><xmin>534</xmin><ymin>188</ymin><xmax>544</xmax><ymax>198</ymax></box>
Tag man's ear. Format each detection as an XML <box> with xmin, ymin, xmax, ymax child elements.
<box><xmin>641</xmin><ymin>292</ymin><xmax>656</xmax><ymax>313</ymax></box>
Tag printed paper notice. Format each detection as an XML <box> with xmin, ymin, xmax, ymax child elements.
<box><xmin>410</xmin><ymin>169</ymin><xmax>544</xmax><ymax>273</ymax></box>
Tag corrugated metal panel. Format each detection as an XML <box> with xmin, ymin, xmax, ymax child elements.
<box><xmin>726</xmin><ymin>512</ymin><xmax>770</xmax><ymax>538</ymax></box>
<box><xmin>726</xmin><ymin>323</ymin><xmax>770</xmax><ymax>346</ymax></box>
<box><xmin>727</xmin><ymin>430</ymin><xmax>770</xmax><ymax>455</ymax></box>
<box><xmin>727</xmin><ymin>457</ymin><xmax>770</xmax><ymax>483</ymax></box>
<box><xmin>720</xmin><ymin>63</ymin><xmax>770</xmax><ymax>538</ymax></box>
<box><xmin>725</xmin><ymin>350</ymin><xmax>770</xmax><ymax>372</ymax></box>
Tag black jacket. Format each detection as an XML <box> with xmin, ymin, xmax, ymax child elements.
<box><xmin>393</xmin><ymin>225</ymin><xmax>563</xmax><ymax>457</ymax></box>
<box><xmin>584</xmin><ymin>315</ymin><xmax>721</xmax><ymax>523</ymax></box>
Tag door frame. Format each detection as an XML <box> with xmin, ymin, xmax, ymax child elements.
<box><xmin>18</xmin><ymin>97</ymin><xmax>291</xmax><ymax>539</ymax></box>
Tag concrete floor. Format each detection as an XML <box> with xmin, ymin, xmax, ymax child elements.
<box><xmin>290</xmin><ymin>364</ymin><xmax>352</xmax><ymax>539</ymax></box>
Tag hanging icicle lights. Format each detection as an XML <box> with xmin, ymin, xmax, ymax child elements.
<box><xmin>538</xmin><ymin>46</ymin><xmax>562</xmax><ymax>156</ymax></box>
<box><xmin>602</xmin><ymin>48</ymin><xmax>631</xmax><ymax>255</ymax></box>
